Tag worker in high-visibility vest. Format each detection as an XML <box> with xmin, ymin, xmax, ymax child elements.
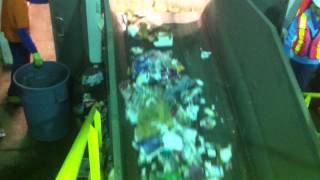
<box><xmin>1</xmin><ymin>0</ymin><xmax>43</xmax><ymax>104</ymax></box>
<box><xmin>284</xmin><ymin>0</ymin><xmax>320</xmax><ymax>90</ymax></box>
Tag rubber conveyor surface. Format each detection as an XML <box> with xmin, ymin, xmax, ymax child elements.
<box><xmin>113</xmin><ymin>21</ymin><xmax>253</xmax><ymax>180</ymax></box>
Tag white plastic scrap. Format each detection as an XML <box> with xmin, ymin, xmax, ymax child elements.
<box><xmin>200</xmin><ymin>98</ymin><xmax>206</xmax><ymax>105</ymax></box>
<box><xmin>183</xmin><ymin>128</ymin><xmax>198</xmax><ymax>144</ymax></box>
<box><xmin>179</xmin><ymin>127</ymin><xmax>201</xmax><ymax>165</ymax></box>
<box><xmin>201</xmin><ymin>48</ymin><xmax>212</xmax><ymax>60</ymax></box>
<box><xmin>153</xmin><ymin>32</ymin><xmax>173</xmax><ymax>47</ymax></box>
<box><xmin>200</xmin><ymin>117</ymin><xmax>217</xmax><ymax>129</ymax></box>
<box><xmin>182</xmin><ymin>145</ymin><xmax>197</xmax><ymax>165</ymax></box>
<box><xmin>204</xmin><ymin>107</ymin><xmax>215</xmax><ymax>117</ymax></box>
<box><xmin>205</xmin><ymin>161</ymin><xmax>224</xmax><ymax>179</ymax></box>
<box><xmin>220</xmin><ymin>144</ymin><xmax>232</xmax><ymax>164</ymax></box>
<box><xmin>195</xmin><ymin>79</ymin><xmax>204</xmax><ymax>86</ymax></box>
<box><xmin>163</xmin><ymin>131</ymin><xmax>184</xmax><ymax>151</ymax></box>
<box><xmin>206</xmin><ymin>143</ymin><xmax>216</xmax><ymax>158</ymax></box>
<box><xmin>190</xmin><ymin>87</ymin><xmax>203</xmax><ymax>98</ymax></box>
<box><xmin>82</xmin><ymin>71</ymin><xmax>104</xmax><ymax>87</ymax></box>
<box><xmin>126</xmin><ymin>106</ymin><xmax>138</xmax><ymax>124</ymax></box>
<box><xmin>128</xmin><ymin>24</ymin><xmax>139</xmax><ymax>37</ymax></box>
<box><xmin>207</xmin><ymin>148</ymin><xmax>217</xmax><ymax>158</ymax></box>
<box><xmin>171</xmin><ymin>59</ymin><xmax>179</xmax><ymax>66</ymax></box>
<box><xmin>186</xmin><ymin>104</ymin><xmax>200</xmax><ymax>121</ymax></box>
<box><xmin>131</xmin><ymin>46</ymin><xmax>144</xmax><ymax>55</ymax></box>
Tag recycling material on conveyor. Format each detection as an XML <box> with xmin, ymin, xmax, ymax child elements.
<box><xmin>109</xmin><ymin>1</ymin><xmax>252</xmax><ymax>179</ymax></box>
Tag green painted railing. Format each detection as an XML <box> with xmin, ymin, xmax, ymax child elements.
<box><xmin>56</xmin><ymin>105</ymin><xmax>103</xmax><ymax>180</ymax></box>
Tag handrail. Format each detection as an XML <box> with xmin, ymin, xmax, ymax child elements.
<box><xmin>303</xmin><ymin>92</ymin><xmax>320</xmax><ymax>140</ymax></box>
<box><xmin>304</xmin><ymin>92</ymin><xmax>320</xmax><ymax>108</ymax></box>
<box><xmin>56</xmin><ymin>105</ymin><xmax>103</xmax><ymax>180</ymax></box>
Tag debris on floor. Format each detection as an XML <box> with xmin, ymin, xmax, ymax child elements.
<box><xmin>74</xmin><ymin>63</ymin><xmax>108</xmax><ymax>118</ymax></box>
<box><xmin>81</xmin><ymin>65</ymin><xmax>104</xmax><ymax>87</ymax></box>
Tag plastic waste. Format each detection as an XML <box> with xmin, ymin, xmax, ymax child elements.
<box><xmin>200</xmin><ymin>48</ymin><xmax>212</xmax><ymax>60</ymax></box>
<box><xmin>81</xmin><ymin>65</ymin><xmax>104</xmax><ymax>87</ymax></box>
<box><xmin>153</xmin><ymin>32</ymin><xmax>173</xmax><ymax>47</ymax></box>
<box><xmin>162</xmin><ymin>131</ymin><xmax>183</xmax><ymax>151</ymax></box>
<box><xmin>136</xmin><ymin>136</ymin><xmax>162</xmax><ymax>155</ymax></box>
<box><xmin>220</xmin><ymin>144</ymin><xmax>232</xmax><ymax>164</ymax></box>
<box><xmin>120</xmin><ymin>49</ymin><xmax>232</xmax><ymax>179</ymax></box>
<box><xmin>128</xmin><ymin>24</ymin><xmax>139</xmax><ymax>37</ymax></box>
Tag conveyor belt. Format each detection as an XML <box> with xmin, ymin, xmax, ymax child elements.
<box><xmin>113</xmin><ymin>19</ymin><xmax>252</xmax><ymax>180</ymax></box>
<box><xmin>104</xmin><ymin>0</ymin><xmax>320</xmax><ymax>179</ymax></box>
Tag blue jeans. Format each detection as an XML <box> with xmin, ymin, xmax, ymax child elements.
<box><xmin>8</xmin><ymin>43</ymin><xmax>30</xmax><ymax>96</ymax></box>
<box><xmin>290</xmin><ymin>59</ymin><xmax>320</xmax><ymax>91</ymax></box>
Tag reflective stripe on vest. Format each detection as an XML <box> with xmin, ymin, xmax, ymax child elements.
<box><xmin>292</xmin><ymin>13</ymin><xmax>320</xmax><ymax>60</ymax></box>
<box><xmin>310</xmin><ymin>27</ymin><xmax>320</xmax><ymax>59</ymax></box>
<box><xmin>293</xmin><ymin>14</ymin><xmax>309</xmax><ymax>55</ymax></box>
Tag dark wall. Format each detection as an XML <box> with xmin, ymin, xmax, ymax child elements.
<box><xmin>251</xmin><ymin>0</ymin><xmax>289</xmax><ymax>32</ymax></box>
<box><xmin>202</xmin><ymin>0</ymin><xmax>320</xmax><ymax>179</ymax></box>
<box><xmin>49</xmin><ymin>0</ymin><xmax>87</xmax><ymax>78</ymax></box>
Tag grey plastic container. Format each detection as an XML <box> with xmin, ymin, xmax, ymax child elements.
<box><xmin>13</xmin><ymin>61</ymin><xmax>70</xmax><ymax>141</ymax></box>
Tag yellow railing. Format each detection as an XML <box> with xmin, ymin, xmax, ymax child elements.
<box><xmin>56</xmin><ymin>105</ymin><xmax>103</xmax><ymax>180</ymax></box>
<box><xmin>304</xmin><ymin>92</ymin><xmax>320</xmax><ymax>140</ymax></box>
<box><xmin>304</xmin><ymin>92</ymin><xmax>320</xmax><ymax>108</ymax></box>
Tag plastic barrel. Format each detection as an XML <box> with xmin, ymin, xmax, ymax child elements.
<box><xmin>13</xmin><ymin>62</ymin><xmax>70</xmax><ymax>141</ymax></box>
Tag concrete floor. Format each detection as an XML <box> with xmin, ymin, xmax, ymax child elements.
<box><xmin>0</xmin><ymin>5</ymin><xmax>75</xmax><ymax>180</ymax></box>
<box><xmin>0</xmin><ymin>71</ymin><xmax>76</xmax><ymax>180</ymax></box>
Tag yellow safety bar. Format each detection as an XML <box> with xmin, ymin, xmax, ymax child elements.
<box><xmin>304</xmin><ymin>92</ymin><xmax>320</xmax><ymax>108</ymax></box>
<box><xmin>304</xmin><ymin>92</ymin><xmax>320</xmax><ymax>140</ymax></box>
<box><xmin>56</xmin><ymin>105</ymin><xmax>103</xmax><ymax>180</ymax></box>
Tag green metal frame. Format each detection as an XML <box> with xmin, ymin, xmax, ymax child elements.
<box><xmin>203</xmin><ymin>0</ymin><xmax>320</xmax><ymax>179</ymax></box>
<box><xmin>103</xmin><ymin>0</ymin><xmax>123</xmax><ymax>180</ymax></box>
<box><xmin>56</xmin><ymin>105</ymin><xmax>103</xmax><ymax>180</ymax></box>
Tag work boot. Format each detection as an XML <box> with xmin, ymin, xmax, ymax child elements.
<box><xmin>0</xmin><ymin>128</ymin><xmax>5</xmax><ymax>138</ymax></box>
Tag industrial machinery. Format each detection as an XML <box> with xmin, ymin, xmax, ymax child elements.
<box><xmin>50</xmin><ymin>0</ymin><xmax>320</xmax><ymax>179</ymax></box>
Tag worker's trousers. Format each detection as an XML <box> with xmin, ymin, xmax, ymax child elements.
<box><xmin>8</xmin><ymin>43</ymin><xmax>30</xmax><ymax>96</ymax></box>
<box><xmin>290</xmin><ymin>59</ymin><xmax>319</xmax><ymax>91</ymax></box>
